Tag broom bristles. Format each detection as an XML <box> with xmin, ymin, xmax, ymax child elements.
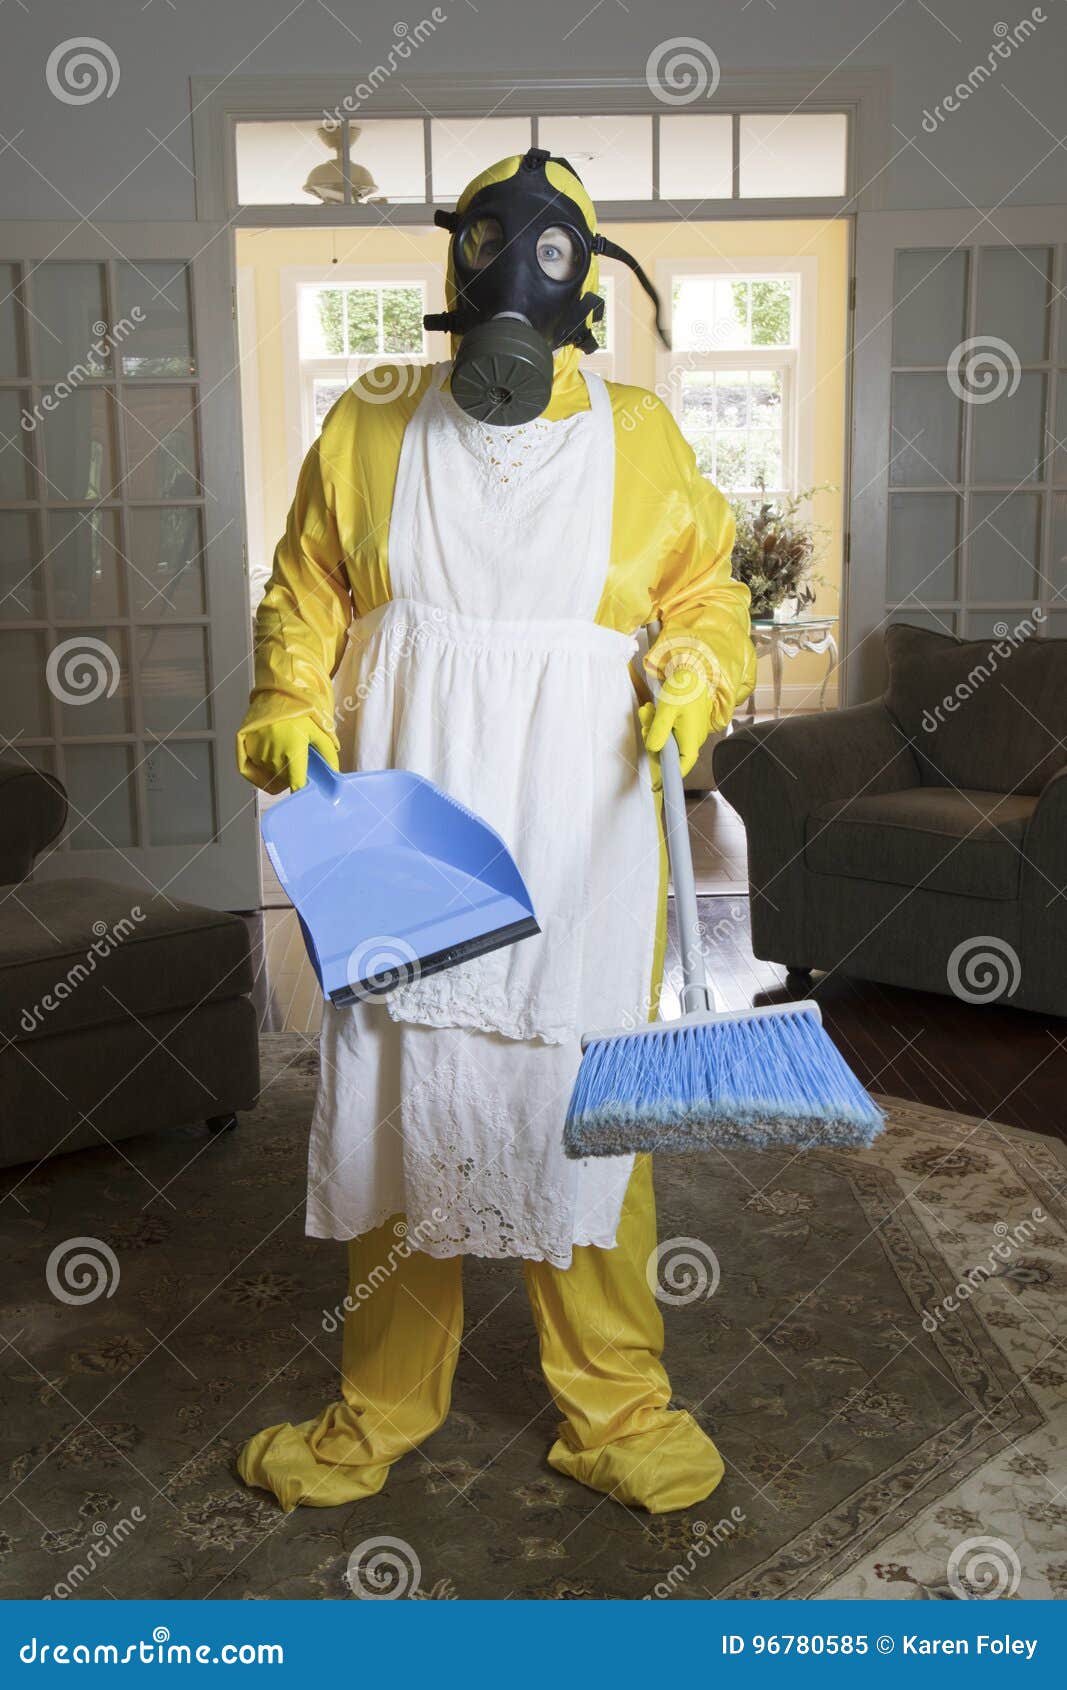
<box><xmin>563</xmin><ymin>1005</ymin><xmax>884</xmax><ymax>1158</ymax></box>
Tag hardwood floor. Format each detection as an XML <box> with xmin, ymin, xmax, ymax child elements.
<box><xmin>809</xmin><ymin>974</ymin><xmax>1066</xmax><ymax>1141</ymax></box>
<box><xmin>686</xmin><ymin>786</ymin><xmax>750</xmax><ymax>893</ymax></box>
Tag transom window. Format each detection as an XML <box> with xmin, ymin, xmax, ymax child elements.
<box><xmin>235</xmin><ymin>112</ymin><xmax>849</xmax><ymax>210</ymax></box>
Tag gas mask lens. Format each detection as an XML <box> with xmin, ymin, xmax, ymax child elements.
<box><xmin>459</xmin><ymin>216</ymin><xmax>504</xmax><ymax>270</ymax></box>
<box><xmin>536</xmin><ymin>226</ymin><xmax>581</xmax><ymax>281</ymax></box>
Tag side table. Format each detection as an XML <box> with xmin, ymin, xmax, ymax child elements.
<box><xmin>747</xmin><ymin>615</ymin><xmax>839</xmax><ymax>718</ymax></box>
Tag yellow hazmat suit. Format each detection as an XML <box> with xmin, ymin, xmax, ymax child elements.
<box><xmin>236</xmin><ymin>155</ymin><xmax>754</xmax><ymax>1515</ymax></box>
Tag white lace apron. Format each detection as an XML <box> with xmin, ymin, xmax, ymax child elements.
<box><xmin>305</xmin><ymin>364</ymin><xmax>661</xmax><ymax>1265</ymax></box>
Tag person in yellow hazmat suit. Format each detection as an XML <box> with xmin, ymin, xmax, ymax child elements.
<box><xmin>235</xmin><ymin>150</ymin><xmax>755</xmax><ymax>1515</ymax></box>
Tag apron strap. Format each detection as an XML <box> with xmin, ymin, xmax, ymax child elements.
<box><xmin>580</xmin><ymin>366</ymin><xmax>611</xmax><ymax>422</ymax></box>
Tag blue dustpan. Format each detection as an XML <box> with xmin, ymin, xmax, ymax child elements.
<box><xmin>261</xmin><ymin>748</ymin><xmax>540</xmax><ymax>1005</ymax></box>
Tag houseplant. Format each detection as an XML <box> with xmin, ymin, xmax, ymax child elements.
<box><xmin>730</xmin><ymin>483</ymin><xmax>832</xmax><ymax>620</ymax></box>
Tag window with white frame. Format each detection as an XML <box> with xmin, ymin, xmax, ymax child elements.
<box><xmin>660</xmin><ymin>267</ymin><xmax>812</xmax><ymax>500</ymax></box>
<box><xmin>288</xmin><ymin>266</ymin><xmax>623</xmax><ymax>457</ymax></box>
<box><xmin>294</xmin><ymin>274</ymin><xmax>431</xmax><ymax>449</ymax></box>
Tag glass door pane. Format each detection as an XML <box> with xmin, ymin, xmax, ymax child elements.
<box><xmin>32</xmin><ymin>263</ymin><xmax>110</xmax><ymax>380</ymax></box>
<box><xmin>892</xmin><ymin>249</ymin><xmax>968</xmax><ymax>365</ymax></box>
<box><xmin>0</xmin><ymin>512</ymin><xmax>42</xmax><ymax>619</ymax></box>
<box><xmin>975</xmin><ymin>246</ymin><xmax>1051</xmax><ymax>365</ymax></box>
<box><xmin>116</xmin><ymin>262</ymin><xmax>196</xmax><ymax>376</ymax></box>
<box><xmin>0</xmin><ymin>263</ymin><xmax>26</xmax><ymax>376</ymax></box>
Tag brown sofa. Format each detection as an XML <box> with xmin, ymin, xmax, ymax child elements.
<box><xmin>713</xmin><ymin>624</ymin><xmax>1067</xmax><ymax>1015</ymax></box>
<box><xmin>0</xmin><ymin>760</ymin><xmax>259</xmax><ymax>1169</ymax></box>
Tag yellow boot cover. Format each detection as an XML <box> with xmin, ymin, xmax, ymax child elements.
<box><xmin>237</xmin><ymin>1161</ymin><xmax>723</xmax><ymax>1514</ymax></box>
<box><xmin>524</xmin><ymin>1156</ymin><xmax>725</xmax><ymax>1513</ymax></box>
<box><xmin>236</xmin><ymin>1222</ymin><xmax>462</xmax><ymax>1511</ymax></box>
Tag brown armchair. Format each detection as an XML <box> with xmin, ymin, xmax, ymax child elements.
<box><xmin>713</xmin><ymin>624</ymin><xmax>1067</xmax><ymax>1015</ymax></box>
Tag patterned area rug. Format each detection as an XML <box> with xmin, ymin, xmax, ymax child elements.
<box><xmin>1</xmin><ymin>1033</ymin><xmax>1064</xmax><ymax>1601</ymax></box>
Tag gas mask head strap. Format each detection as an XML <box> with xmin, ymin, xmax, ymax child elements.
<box><xmin>592</xmin><ymin>234</ymin><xmax>671</xmax><ymax>351</ymax></box>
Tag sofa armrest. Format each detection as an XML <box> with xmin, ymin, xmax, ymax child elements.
<box><xmin>712</xmin><ymin>701</ymin><xmax>919</xmax><ymax>831</ymax></box>
<box><xmin>1022</xmin><ymin>765</ymin><xmax>1067</xmax><ymax>891</ymax></box>
<box><xmin>0</xmin><ymin>762</ymin><xmax>68</xmax><ymax>884</ymax></box>
<box><xmin>712</xmin><ymin>703</ymin><xmax>919</xmax><ymax>965</ymax></box>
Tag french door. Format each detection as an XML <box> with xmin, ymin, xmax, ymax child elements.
<box><xmin>848</xmin><ymin>206</ymin><xmax>1067</xmax><ymax>702</ymax></box>
<box><xmin>0</xmin><ymin>223</ymin><xmax>259</xmax><ymax>909</ymax></box>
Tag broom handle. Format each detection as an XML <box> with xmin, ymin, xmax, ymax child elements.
<box><xmin>646</xmin><ymin>625</ymin><xmax>713</xmax><ymax>1015</ymax></box>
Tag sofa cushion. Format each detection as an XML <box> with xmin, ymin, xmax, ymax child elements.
<box><xmin>0</xmin><ymin>877</ymin><xmax>253</xmax><ymax>1043</ymax></box>
<box><xmin>805</xmin><ymin>786</ymin><xmax>1036</xmax><ymax>901</ymax></box>
<box><xmin>884</xmin><ymin>622</ymin><xmax>1067</xmax><ymax>795</ymax></box>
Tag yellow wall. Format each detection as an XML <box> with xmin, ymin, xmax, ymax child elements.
<box><xmin>236</xmin><ymin>216</ymin><xmax>849</xmax><ymax>702</ymax></box>
<box><xmin>235</xmin><ymin>224</ymin><xmax>446</xmax><ymax>591</ymax></box>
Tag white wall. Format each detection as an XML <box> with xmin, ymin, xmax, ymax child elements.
<box><xmin>3</xmin><ymin>0</ymin><xmax>1066</xmax><ymax>219</ymax></box>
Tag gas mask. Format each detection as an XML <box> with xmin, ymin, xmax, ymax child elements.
<box><xmin>425</xmin><ymin>148</ymin><xmax>670</xmax><ymax>427</ymax></box>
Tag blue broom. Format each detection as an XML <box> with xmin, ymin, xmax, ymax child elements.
<box><xmin>563</xmin><ymin>645</ymin><xmax>885</xmax><ymax>1159</ymax></box>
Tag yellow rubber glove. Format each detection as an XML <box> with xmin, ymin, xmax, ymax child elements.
<box><xmin>237</xmin><ymin>715</ymin><xmax>340</xmax><ymax>794</ymax></box>
<box><xmin>641</xmin><ymin>667</ymin><xmax>711</xmax><ymax>779</ymax></box>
